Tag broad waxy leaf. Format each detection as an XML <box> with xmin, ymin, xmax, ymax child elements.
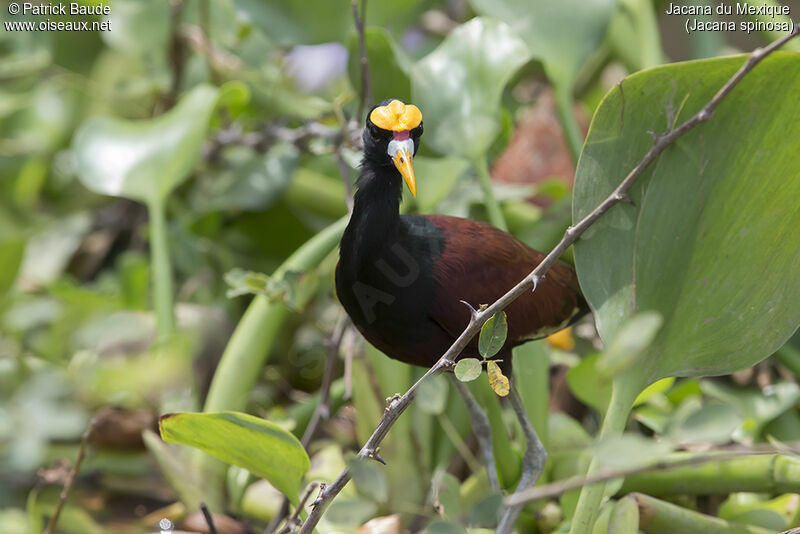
<box><xmin>469</xmin><ymin>0</ymin><xmax>617</xmax><ymax>88</ymax></box>
<box><xmin>406</xmin><ymin>157</ymin><xmax>470</xmax><ymax>214</ymax></box>
<box><xmin>573</xmin><ymin>54</ymin><xmax>800</xmax><ymax>388</ymax></box>
<box><xmin>73</xmin><ymin>85</ymin><xmax>219</xmax><ymax>205</ymax></box>
<box><xmin>487</xmin><ymin>361</ymin><xmax>510</xmax><ymax>397</ymax></box>
<box><xmin>159</xmin><ymin>411</ymin><xmax>310</xmax><ymax>503</ymax></box>
<box><xmin>411</xmin><ymin>17</ymin><xmax>530</xmax><ymax>160</ymax></box>
<box><xmin>454</xmin><ymin>358</ymin><xmax>482</xmax><ymax>382</ymax></box>
<box><xmin>478</xmin><ymin>311</ymin><xmax>508</xmax><ymax>359</ymax></box>
<box><xmin>606</xmin><ymin>0</ymin><xmax>664</xmax><ymax>71</ymax></box>
<box><xmin>596</xmin><ymin>311</ymin><xmax>663</xmax><ymax>380</ymax></box>
<box><xmin>237</xmin><ymin>0</ymin><xmax>426</xmax><ymax>47</ymax></box>
<box><xmin>567</xmin><ymin>352</ymin><xmax>675</xmax><ymax>412</ymax></box>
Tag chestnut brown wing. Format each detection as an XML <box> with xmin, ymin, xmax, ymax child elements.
<box><xmin>423</xmin><ymin>215</ymin><xmax>586</xmax><ymax>349</ymax></box>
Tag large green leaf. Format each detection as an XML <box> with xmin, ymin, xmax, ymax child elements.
<box><xmin>573</xmin><ymin>53</ymin><xmax>800</xmax><ymax>387</ymax></box>
<box><xmin>159</xmin><ymin>411</ymin><xmax>310</xmax><ymax>503</ymax></box>
<box><xmin>411</xmin><ymin>17</ymin><xmax>530</xmax><ymax>160</ymax></box>
<box><xmin>73</xmin><ymin>85</ymin><xmax>219</xmax><ymax>205</ymax></box>
<box><xmin>236</xmin><ymin>0</ymin><xmax>426</xmax><ymax>47</ymax></box>
<box><xmin>606</xmin><ymin>0</ymin><xmax>664</xmax><ymax>70</ymax></box>
<box><xmin>469</xmin><ymin>0</ymin><xmax>617</xmax><ymax>88</ymax></box>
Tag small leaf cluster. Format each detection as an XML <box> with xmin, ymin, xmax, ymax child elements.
<box><xmin>454</xmin><ymin>311</ymin><xmax>510</xmax><ymax>396</ymax></box>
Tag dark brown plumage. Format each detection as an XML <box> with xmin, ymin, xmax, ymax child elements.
<box><xmin>335</xmin><ymin>99</ymin><xmax>587</xmax><ymax>370</ymax></box>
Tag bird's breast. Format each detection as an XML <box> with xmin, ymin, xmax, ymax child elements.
<box><xmin>335</xmin><ymin>216</ymin><xmax>445</xmax><ymax>343</ymax></box>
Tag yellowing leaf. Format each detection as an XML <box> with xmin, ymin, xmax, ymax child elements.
<box><xmin>487</xmin><ymin>361</ymin><xmax>509</xmax><ymax>397</ymax></box>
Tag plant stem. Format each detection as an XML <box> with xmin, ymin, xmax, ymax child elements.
<box><xmin>148</xmin><ymin>198</ymin><xmax>176</xmax><ymax>339</ymax></box>
<box><xmin>619</xmin><ymin>453</ymin><xmax>800</xmax><ymax>496</ymax></box>
<box><xmin>554</xmin><ymin>85</ymin><xmax>583</xmax><ymax>163</ymax></box>
<box><xmin>43</xmin><ymin>421</ymin><xmax>94</xmax><ymax>534</ymax></box>
<box><xmin>473</xmin><ymin>157</ymin><xmax>508</xmax><ymax>232</ymax></box>
<box><xmin>568</xmin><ymin>379</ymin><xmax>638</xmax><ymax>534</ymax></box>
<box><xmin>514</xmin><ymin>342</ymin><xmax>549</xmax><ymax>451</ymax></box>
<box><xmin>631</xmin><ymin>492</ymin><xmax>775</xmax><ymax>534</ymax></box>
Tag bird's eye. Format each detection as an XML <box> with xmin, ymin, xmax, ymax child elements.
<box><xmin>411</xmin><ymin>122</ymin><xmax>423</xmax><ymax>137</ymax></box>
<box><xmin>369</xmin><ymin>124</ymin><xmax>393</xmax><ymax>142</ymax></box>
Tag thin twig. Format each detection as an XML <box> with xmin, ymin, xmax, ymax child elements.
<box><xmin>164</xmin><ymin>0</ymin><xmax>187</xmax><ymax>110</ymax></box>
<box><xmin>505</xmin><ymin>448</ymin><xmax>782</xmax><ymax>506</ymax></box>
<box><xmin>302</xmin><ymin>316</ymin><xmax>350</xmax><ymax>447</ymax></box>
<box><xmin>296</xmin><ymin>27</ymin><xmax>800</xmax><ymax>534</ymax></box>
<box><xmin>197</xmin><ymin>0</ymin><xmax>220</xmax><ymax>85</ymax></box>
<box><xmin>43</xmin><ymin>421</ymin><xmax>95</xmax><ymax>534</ymax></box>
<box><xmin>352</xmin><ymin>0</ymin><xmax>372</xmax><ymax>120</ymax></box>
<box><xmin>200</xmin><ymin>503</ymin><xmax>218</xmax><ymax>534</ymax></box>
<box><xmin>496</xmin><ymin>382</ymin><xmax>547</xmax><ymax>533</ymax></box>
<box><xmin>335</xmin><ymin>145</ymin><xmax>355</xmax><ymax>215</ymax></box>
<box><xmin>448</xmin><ymin>375</ymin><xmax>500</xmax><ymax>491</ymax></box>
<box><xmin>275</xmin><ymin>483</ymin><xmax>318</xmax><ymax>534</ymax></box>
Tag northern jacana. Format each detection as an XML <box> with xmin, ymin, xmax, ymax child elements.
<box><xmin>335</xmin><ymin>99</ymin><xmax>588</xmax><ymax>531</ymax></box>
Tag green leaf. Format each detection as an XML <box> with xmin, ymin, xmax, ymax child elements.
<box><xmin>405</xmin><ymin>156</ymin><xmax>470</xmax><ymax>214</ymax></box>
<box><xmin>424</xmin><ymin>520</ymin><xmax>467</xmax><ymax>534</ymax></box>
<box><xmin>701</xmin><ymin>380</ymin><xmax>800</xmax><ymax>441</ymax></box>
<box><xmin>606</xmin><ymin>0</ymin><xmax>664</xmax><ymax>71</ymax></box>
<box><xmin>411</xmin><ymin>17</ymin><xmax>530</xmax><ymax>160</ymax></box>
<box><xmin>454</xmin><ymin>358</ymin><xmax>482</xmax><ymax>383</ymax></box>
<box><xmin>194</xmin><ymin>143</ymin><xmax>298</xmax><ymax>212</ymax></box>
<box><xmin>73</xmin><ymin>85</ymin><xmax>219</xmax><ymax>205</ymax></box>
<box><xmin>103</xmin><ymin>0</ymin><xmax>170</xmax><ymax>60</ymax></box>
<box><xmin>567</xmin><ymin>353</ymin><xmax>610</xmax><ymax>412</ymax></box>
<box><xmin>573</xmin><ymin>53</ymin><xmax>800</xmax><ymax>388</ymax></box>
<box><xmin>142</xmin><ymin>429</ymin><xmax>223</xmax><ymax>512</ymax></box>
<box><xmin>486</xmin><ymin>361</ymin><xmax>510</xmax><ymax>397</ymax></box>
<box><xmin>348</xmin><ymin>456</ymin><xmax>389</xmax><ymax>504</ymax></box>
<box><xmin>568</xmin><ymin>353</ymin><xmax>675</xmax><ymax>412</ymax></box>
<box><xmin>590</xmin><ymin>433</ymin><xmax>673</xmax><ymax>471</ymax></box>
<box><xmin>667</xmin><ymin>401</ymin><xmax>742</xmax><ymax>446</ymax></box>
<box><xmin>224</xmin><ymin>268</ymin><xmax>318</xmax><ymax>312</ymax></box>
<box><xmin>431</xmin><ymin>471</ymin><xmax>462</xmax><ymax>521</ymax></box>
<box><xmin>159</xmin><ymin>411</ymin><xmax>310</xmax><ymax>503</ymax></box>
<box><xmin>0</xmin><ymin>239</ymin><xmax>24</xmax><ymax>297</ymax></box>
<box><xmin>479</xmin><ymin>312</ymin><xmax>508</xmax><ymax>359</ymax></box>
<box><xmin>235</xmin><ymin>0</ymin><xmax>351</xmax><ymax>46</ymax></box>
<box><xmin>469</xmin><ymin>0</ymin><xmax>616</xmax><ymax>90</ymax></box>
<box><xmin>596</xmin><ymin>311</ymin><xmax>663</xmax><ymax>380</ymax></box>
<box><xmin>417</xmin><ymin>374</ymin><xmax>449</xmax><ymax>415</ymax></box>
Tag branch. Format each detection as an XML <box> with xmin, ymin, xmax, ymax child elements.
<box><xmin>506</xmin><ymin>448</ymin><xmax>781</xmax><ymax>506</ymax></box>
<box><xmin>297</xmin><ymin>27</ymin><xmax>800</xmax><ymax>534</ymax></box>
<box><xmin>200</xmin><ymin>503</ymin><xmax>218</xmax><ymax>534</ymax></box>
<box><xmin>302</xmin><ymin>316</ymin><xmax>350</xmax><ymax>447</ymax></box>
<box><xmin>275</xmin><ymin>483</ymin><xmax>318</xmax><ymax>534</ymax></box>
<box><xmin>352</xmin><ymin>0</ymin><xmax>372</xmax><ymax>120</ymax></box>
<box><xmin>163</xmin><ymin>0</ymin><xmax>187</xmax><ymax>110</ymax></box>
<box><xmin>43</xmin><ymin>420</ymin><xmax>95</xmax><ymax>534</ymax></box>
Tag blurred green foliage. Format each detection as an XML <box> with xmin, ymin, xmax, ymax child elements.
<box><xmin>1</xmin><ymin>0</ymin><xmax>799</xmax><ymax>533</ymax></box>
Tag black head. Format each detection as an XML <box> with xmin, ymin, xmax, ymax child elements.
<box><xmin>362</xmin><ymin>99</ymin><xmax>424</xmax><ymax>197</ymax></box>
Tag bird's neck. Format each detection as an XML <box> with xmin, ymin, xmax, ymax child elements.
<box><xmin>342</xmin><ymin>162</ymin><xmax>404</xmax><ymax>264</ymax></box>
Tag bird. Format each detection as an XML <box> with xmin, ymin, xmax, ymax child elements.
<box><xmin>334</xmin><ymin>98</ymin><xmax>588</xmax><ymax>532</ymax></box>
<box><xmin>335</xmin><ymin>98</ymin><xmax>587</xmax><ymax>372</ymax></box>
